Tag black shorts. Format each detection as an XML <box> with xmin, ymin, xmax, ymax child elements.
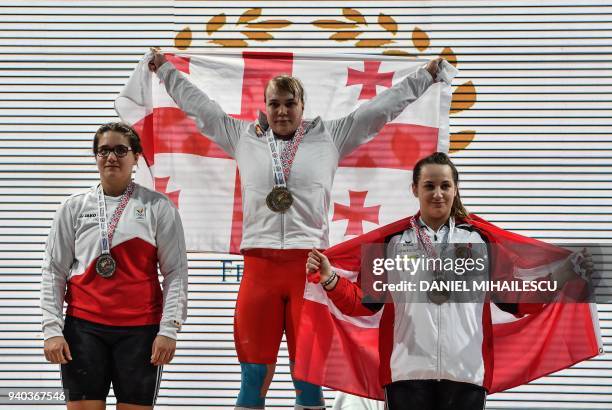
<box><xmin>61</xmin><ymin>316</ymin><xmax>162</xmax><ymax>406</ymax></box>
<box><xmin>385</xmin><ymin>379</ymin><xmax>486</xmax><ymax>410</ymax></box>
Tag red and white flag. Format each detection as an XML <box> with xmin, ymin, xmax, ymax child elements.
<box><xmin>115</xmin><ymin>51</ymin><xmax>455</xmax><ymax>252</ymax></box>
<box><xmin>294</xmin><ymin>215</ymin><xmax>603</xmax><ymax>400</ymax></box>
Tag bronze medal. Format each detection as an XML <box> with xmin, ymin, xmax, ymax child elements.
<box><xmin>455</xmin><ymin>245</ymin><xmax>469</xmax><ymax>259</ymax></box>
<box><xmin>428</xmin><ymin>273</ymin><xmax>450</xmax><ymax>305</ymax></box>
<box><xmin>96</xmin><ymin>254</ymin><xmax>116</xmax><ymax>278</ymax></box>
<box><xmin>266</xmin><ymin>186</ymin><xmax>293</xmax><ymax>212</ymax></box>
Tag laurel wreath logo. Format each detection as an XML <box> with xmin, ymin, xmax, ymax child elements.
<box><xmin>175</xmin><ymin>8</ymin><xmax>291</xmax><ymax>48</ymax></box>
<box><xmin>174</xmin><ymin>7</ymin><xmax>476</xmax><ymax>152</ymax></box>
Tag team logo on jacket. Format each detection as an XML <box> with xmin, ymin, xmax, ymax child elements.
<box><xmin>135</xmin><ymin>207</ymin><xmax>146</xmax><ymax>221</ymax></box>
<box><xmin>397</xmin><ymin>241</ymin><xmax>419</xmax><ymax>254</ymax></box>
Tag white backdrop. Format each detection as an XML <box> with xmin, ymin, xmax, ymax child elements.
<box><xmin>0</xmin><ymin>1</ymin><xmax>610</xmax><ymax>408</ymax></box>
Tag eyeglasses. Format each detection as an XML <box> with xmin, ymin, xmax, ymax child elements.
<box><xmin>96</xmin><ymin>145</ymin><xmax>132</xmax><ymax>158</ymax></box>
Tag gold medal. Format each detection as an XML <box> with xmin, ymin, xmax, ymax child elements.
<box><xmin>266</xmin><ymin>186</ymin><xmax>293</xmax><ymax>212</ymax></box>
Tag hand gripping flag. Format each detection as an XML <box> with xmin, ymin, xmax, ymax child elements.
<box><xmin>115</xmin><ymin>51</ymin><xmax>456</xmax><ymax>252</ymax></box>
<box><xmin>294</xmin><ymin>214</ymin><xmax>603</xmax><ymax>400</ymax></box>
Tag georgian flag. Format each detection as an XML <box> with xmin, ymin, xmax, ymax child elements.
<box><xmin>115</xmin><ymin>51</ymin><xmax>455</xmax><ymax>252</ymax></box>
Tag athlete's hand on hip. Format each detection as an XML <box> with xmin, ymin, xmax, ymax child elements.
<box><xmin>43</xmin><ymin>336</ymin><xmax>72</xmax><ymax>364</ymax></box>
<box><xmin>151</xmin><ymin>335</ymin><xmax>176</xmax><ymax>366</ymax></box>
<box><xmin>148</xmin><ymin>47</ymin><xmax>167</xmax><ymax>73</ymax></box>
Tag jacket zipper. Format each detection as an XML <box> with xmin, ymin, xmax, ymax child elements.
<box><xmin>278</xmin><ymin>138</ymin><xmax>285</xmax><ymax>249</ymax></box>
<box><xmin>437</xmin><ymin>303</ymin><xmax>441</xmax><ymax>380</ymax></box>
<box><xmin>280</xmin><ymin>212</ymin><xmax>285</xmax><ymax>249</ymax></box>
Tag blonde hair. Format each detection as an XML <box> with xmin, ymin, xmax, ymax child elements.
<box><xmin>264</xmin><ymin>75</ymin><xmax>305</xmax><ymax>106</ymax></box>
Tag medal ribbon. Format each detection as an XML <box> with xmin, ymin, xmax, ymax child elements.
<box><xmin>409</xmin><ymin>215</ymin><xmax>454</xmax><ymax>263</ymax></box>
<box><xmin>97</xmin><ymin>181</ymin><xmax>135</xmax><ymax>255</ymax></box>
<box><xmin>409</xmin><ymin>215</ymin><xmax>438</xmax><ymax>259</ymax></box>
<box><xmin>410</xmin><ymin>215</ymin><xmax>454</xmax><ymax>304</ymax></box>
<box><xmin>265</xmin><ymin>122</ymin><xmax>306</xmax><ymax>187</ymax></box>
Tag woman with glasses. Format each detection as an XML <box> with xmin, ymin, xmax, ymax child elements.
<box><xmin>40</xmin><ymin>122</ymin><xmax>188</xmax><ymax>410</ymax></box>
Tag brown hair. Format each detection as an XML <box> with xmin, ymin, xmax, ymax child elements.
<box><xmin>412</xmin><ymin>152</ymin><xmax>469</xmax><ymax>219</ymax></box>
<box><xmin>264</xmin><ymin>75</ymin><xmax>305</xmax><ymax>106</ymax></box>
<box><xmin>93</xmin><ymin>122</ymin><xmax>143</xmax><ymax>155</ymax></box>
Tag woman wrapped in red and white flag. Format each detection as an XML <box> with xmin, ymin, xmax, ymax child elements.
<box><xmin>304</xmin><ymin>152</ymin><xmax>601</xmax><ymax>410</ymax></box>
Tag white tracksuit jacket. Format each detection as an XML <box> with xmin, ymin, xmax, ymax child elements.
<box><xmin>41</xmin><ymin>184</ymin><xmax>188</xmax><ymax>340</ymax></box>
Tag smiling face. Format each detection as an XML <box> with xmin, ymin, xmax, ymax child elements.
<box><xmin>412</xmin><ymin>163</ymin><xmax>458</xmax><ymax>228</ymax></box>
<box><xmin>265</xmin><ymin>84</ymin><xmax>304</xmax><ymax>138</ymax></box>
<box><xmin>95</xmin><ymin>130</ymin><xmax>139</xmax><ymax>191</ymax></box>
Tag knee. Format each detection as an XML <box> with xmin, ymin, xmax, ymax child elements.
<box><xmin>236</xmin><ymin>363</ymin><xmax>273</xmax><ymax>409</ymax></box>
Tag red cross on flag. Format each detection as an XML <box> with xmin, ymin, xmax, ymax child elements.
<box><xmin>116</xmin><ymin>51</ymin><xmax>456</xmax><ymax>252</ymax></box>
<box><xmin>346</xmin><ymin>60</ymin><xmax>394</xmax><ymax>100</ymax></box>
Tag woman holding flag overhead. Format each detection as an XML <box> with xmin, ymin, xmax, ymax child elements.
<box><xmin>148</xmin><ymin>49</ymin><xmax>446</xmax><ymax>409</ymax></box>
<box><xmin>306</xmin><ymin>152</ymin><xmax>599</xmax><ymax>410</ymax></box>
<box><xmin>41</xmin><ymin>122</ymin><xmax>188</xmax><ymax>409</ymax></box>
